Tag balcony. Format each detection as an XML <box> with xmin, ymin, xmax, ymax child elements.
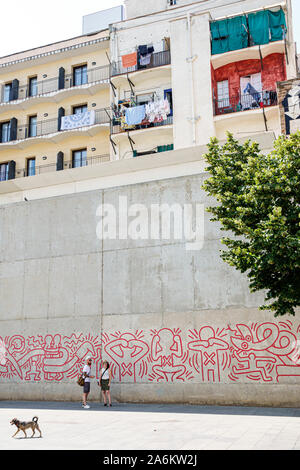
<box><xmin>111</xmin><ymin>115</ymin><xmax>173</xmax><ymax>135</ymax></box>
<box><xmin>12</xmin><ymin>154</ymin><xmax>110</xmax><ymax>180</ymax></box>
<box><xmin>213</xmin><ymin>90</ymin><xmax>278</xmax><ymax>117</ymax></box>
<box><xmin>110</xmin><ymin>50</ymin><xmax>171</xmax><ymax>77</ymax></box>
<box><xmin>0</xmin><ymin>65</ymin><xmax>110</xmax><ymax>108</ymax></box>
<box><xmin>0</xmin><ymin>108</ymin><xmax>111</xmax><ymax>148</ymax></box>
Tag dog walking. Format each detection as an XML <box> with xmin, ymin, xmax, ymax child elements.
<box><xmin>81</xmin><ymin>356</ymin><xmax>95</xmax><ymax>409</ymax></box>
<box><xmin>98</xmin><ymin>360</ymin><xmax>112</xmax><ymax>407</ymax></box>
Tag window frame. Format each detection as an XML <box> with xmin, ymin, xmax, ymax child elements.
<box><xmin>26</xmin><ymin>157</ymin><xmax>36</xmax><ymax>177</ymax></box>
<box><xmin>72</xmin><ymin>148</ymin><xmax>87</xmax><ymax>168</ymax></box>
<box><xmin>0</xmin><ymin>161</ymin><xmax>9</xmax><ymax>181</ymax></box>
<box><xmin>73</xmin><ymin>64</ymin><xmax>88</xmax><ymax>87</ymax></box>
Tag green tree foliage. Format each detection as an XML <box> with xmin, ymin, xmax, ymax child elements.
<box><xmin>202</xmin><ymin>132</ymin><xmax>300</xmax><ymax>317</ymax></box>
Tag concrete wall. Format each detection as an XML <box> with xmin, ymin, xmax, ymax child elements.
<box><xmin>1</xmin><ymin>166</ymin><xmax>300</xmax><ymax>406</ymax></box>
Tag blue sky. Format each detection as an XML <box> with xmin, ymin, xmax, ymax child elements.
<box><xmin>0</xmin><ymin>0</ymin><xmax>299</xmax><ymax>57</ymax></box>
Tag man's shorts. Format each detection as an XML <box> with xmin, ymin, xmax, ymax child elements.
<box><xmin>83</xmin><ymin>381</ymin><xmax>90</xmax><ymax>394</ymax></box>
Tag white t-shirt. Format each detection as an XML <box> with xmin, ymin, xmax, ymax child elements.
<box><xmin>101</xmin><ymin>367</ymin><xmax>110</xmax><ymax>380</ymax></box>
<box><xmin>83</xmin><ymin>364</ymin><xmax>91</xmax><ymax>382</ymax></box>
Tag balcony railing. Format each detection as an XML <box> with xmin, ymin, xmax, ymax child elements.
<box><xmin>110</xmin><ymin>50</ymin><xmax>171</xmax><ymax>77</ymax></box>
<box><xmin>13</xmin><ymin>154</ymin><xmax>110</xmax><ymax>180</ymax></box>
<box><xmin>12</xmin><ymin>108</ymin><xmax>111</xmax><ymax>141</ymax></box>
<box><xmin>111</xmin><ymin>114</ymin><xmax>173</xmax><ymax>135</ymax></box>
<box><xmin>213</xmin><ymin>90</ymin><xmax>278</xmax><ymax>116</ymax></box>
<box><xmin>1</xmin><ymin>65</ymin><xmax>110</xmax><ymax>104</ymax></box>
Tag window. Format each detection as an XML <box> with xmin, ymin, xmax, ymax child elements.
<box><xmin>73</xmin><ymin>65</ymin><xmax>88</xmax><ymax>87</ymax></box>
<box><xmin>29</xmin><ymin>77</ymin><xmax>38</xmax><ymax>97</ymax></box>
<box><xmin>164</xmin><ymin>89</ymin><xmax>173</xmax><ymax>116</ymax></box>
<box><xmin>217</xmin><ymin>80</ymin><xmax>230</xmax><ymax>108</ymax></box>
<box><xmin>3</xmin><ymin>83</ymin><xmax>12</xmax><ymax>103</ymax></box>
<box><xmin>28</xmin><ymin>115</ymin><xmax>37</xmax><ymax>138</ymax></box>
<box><xmin>0</xmin><ymin>162</ymin><xmax>9</xmax><ymax>181</ymax></box>
<box><xmin>240</xmin><ymin>73</ymin><xmax>262</xmax><ymax>109</ymax></box>
<box><xmin>26</xmin><ymin>158</ymin><xmax>36</xmax><ymax>177</ymax></box>
<box><xmin>72</xmin><ymin>104</ymin><xmax>88</xmax><ymax>115</ymax></box>
<box><xmin>72</xmin><ymin>148</ymin><xmax>87</xmax><ymax>168</ymax></box>
<box><xmin>1</xmin><ymin>121</ymin><xmax>11</xmax><ymax>143</ymax></box>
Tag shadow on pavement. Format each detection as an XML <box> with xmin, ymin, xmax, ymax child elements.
<box><xmin>1</xmin><ymin>400</ymin><xmax>300</xmax><ymax>418</ymax></box>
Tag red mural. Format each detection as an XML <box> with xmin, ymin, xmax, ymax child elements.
<box><xmin>1</xmin><ymin>321</ymin><xmax>300</xmax><ymax>385</ymax></box>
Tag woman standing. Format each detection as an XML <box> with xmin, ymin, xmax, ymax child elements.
<box><xmin>99</xmin><ymin>360</ymin><xmax>112</xmax><ymax>407</ymax></box>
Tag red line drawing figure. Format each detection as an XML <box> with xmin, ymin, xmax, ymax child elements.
<box><xmin>229</xmin><ymin>323</ymin><xmax>298</xmax><ymax>382</ymax></box>
<box><xmin>187</xmin><ymin>327</ymin><xmax>229</xmax><ymax>382</ymax></box>
<box><xmin>149</xmin><ymin>328</ymin><xmax>186</xmax><ymax>382</ymax></box>
<box><xmin>103</xmin><ymin>332</ymin><xmax>149</xmax><ymax>382</ymax></box>
<box><xmin>43</xmin><ymin>338</ymin><xmax>97</xmax><ymax>379</ymax></box>
<box><xmin>231</xmin><ymin>350</ymin><xmax>276</xmax><ymax>381</ymax></box>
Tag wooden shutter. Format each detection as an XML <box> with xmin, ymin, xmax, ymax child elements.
<box><xmin>56</xmin><ymin>151</ymin><xmax>64</xmax><ymax>171</ymax></box>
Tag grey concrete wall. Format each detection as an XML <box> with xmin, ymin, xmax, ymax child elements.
<box><xmin>0</xmin><ymin>172</ymin><xmax>300</xmax><ymax>406</ymax></box>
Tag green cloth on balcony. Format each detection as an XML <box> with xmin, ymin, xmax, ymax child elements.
<box><xmin>210</xmin><ymin>15</ymin><xmax>248</xmax><ymax>55</ymax></box>
<box><xmin>210</xmin><ymin>19</ymin><xmax>230</xmax><ymax>55</ymax></box>
<box><xmin>228</xmin><ymin>15</ymin><xmax>248</xmax><ymax>52</ymax></box>
<box><xmin>248</xmin><ymin>10</ymin><xmax>270</xmax><ymax>45</ymax></box>
<box><xmin>268</xmin><ymin>9</ymin><xmax>287</xmax><ymax>42</ymax></box>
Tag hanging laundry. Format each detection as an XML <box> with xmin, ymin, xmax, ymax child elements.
<box><xmin>121</xmin><ymin>52</ymin><xmax>138</xmax><ymax>68</ymax></box>
<box><xmin>145</xmin><ymin>99</ymin><xmax>170</xmax><ymax>123</ymax></box>
<box><xmin>139</xmin><ymin>53</ymin><xmax>152</xmax><ymax>66</ymax></box>
<box><xmin>125</xmin><ymin>105</ymin><xmax>146</xmax><ymax>125</ymax></box>
<box><xmin>61</xmin><ymin>110</ymin><xmax>95</xmax><ymax>130</ymax></box>
<box><xmin>138</xmin><ymin>45</ymin><xmax>148</xmax><ymax>55</ymax></box>
<box><xmin>243</xmin><ymin>83</ymin><xmax>261</xmax><ymax>103</ymax></box>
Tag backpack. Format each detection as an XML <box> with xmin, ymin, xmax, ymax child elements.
<box><xmin>77</xmin><ymin>375</ymin><xmax>85</xmax><ymax>387</ymax></box>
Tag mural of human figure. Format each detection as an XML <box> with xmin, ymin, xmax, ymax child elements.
<box><xmin>187</xmin><ymin>326</ymin><xmax>229</xmax><ymax>382</ymax></box>
<box><xmin>150</xmin><ymin>328</ymin><xmax>186</xmax><ymax>382</ymax></box>
<box><xmin>104</xmin><ymin>332</ymin><xmax>149</xmax><ymax>382</ymax></box>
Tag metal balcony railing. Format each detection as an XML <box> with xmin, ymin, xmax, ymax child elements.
<box><xmin>213</xmin><ymin>90</ymin><xmax>278</xmax><ymax>116</ymax></box>
<box><xmin>0</xmin><ymin>65</ymin><xmax>110</xmax><ymax>104</ymax></box>
<box><xmin>110</xmin><ymin>50</ymin><xmax>171</xmax><ymax>77</ymax></box>
<box><xmin>13</xmin><ymin>108</ymin><xmax>111</xmax><ymax>141</ymax></box>
<box><xmin>13</xmin><ymin>154</ymin><xmax>110</xmax><ymax>179</ymax></box>
<box><xmin>111</xmin><ymin>114</ymin><xmax>173</xmax><ymax>135</ymax></box>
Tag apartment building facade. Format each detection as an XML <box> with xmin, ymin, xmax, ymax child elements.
<box><xmin>0</xmin><ymin>30</ymin><xmax>111</xmax><ymax>193</ymax></box>
<box><xmin>0</xmin><ymin>0</ymin><xmax>297</xmax><ymax>198</ymax></box>
<box><xmin>0</xmin><ymin>1</ymin><xmax>300</xmax><ymax>405</ymax></box>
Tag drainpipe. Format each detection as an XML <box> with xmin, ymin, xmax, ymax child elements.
<box><xmin>186</xmin><ymin>12</ymin><xmax>197</xmax><ymax>145</ymax></box>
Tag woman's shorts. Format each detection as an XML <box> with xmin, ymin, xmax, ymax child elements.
<box><xmin>100</xmin><ymin>379</ymin><xmax>110</xmax><ymax>391</ymax></box>
<box><xmin>83</xmin><ymin>382</ymin><xmax>90</xmax><ymax>394</ymax></box>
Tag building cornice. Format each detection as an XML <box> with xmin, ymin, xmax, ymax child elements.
<box><xmin>0</xmin><ymin>35</ymin><xmax>110</xmax><ymax>70</ymax></box>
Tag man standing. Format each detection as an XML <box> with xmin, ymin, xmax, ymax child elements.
<box><xmin>82</xmin><ymin>357</ymin><xmax>94</xmax><ymax>409</ymax></box>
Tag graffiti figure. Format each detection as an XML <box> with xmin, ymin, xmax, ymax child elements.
<box><xmin>104</xmin><ymin>333</ymin><xmax>149</xmax><ymax>382</ymax></box>
<box><xmin>150</xmin><ymin>328</ymin><xmax>186</xmax><ymax>382</ymax></box>
<box><xmin>229</xmin><ymin>323</ymin><xmax>298</xmax><ymax>382</ymax></box>
<box><xmin>188</xmin><ymin>327</ymin><xmax>229</xmax><ymax>382</ymax></box>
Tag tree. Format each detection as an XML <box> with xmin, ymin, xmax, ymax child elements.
<box><xmin>202</xmin><ymin>131</ymin><xmax>300</xmax><ymax>317</ymax></box>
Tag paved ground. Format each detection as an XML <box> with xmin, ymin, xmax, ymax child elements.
<box><xmin>1</xmin><ymin>400</ymin><xmax>300</xmax><ymax>450</ymax></box>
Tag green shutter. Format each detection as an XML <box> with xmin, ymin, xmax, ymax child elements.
<box><xmin>268</xmin><ymin>9</ymin><xmax>287</xmax><ymax>42</ymax></box>
<box><xmin>248</xmin><ymin>10</ymin><xmax>270</xmax><ymax>45</ymax></box>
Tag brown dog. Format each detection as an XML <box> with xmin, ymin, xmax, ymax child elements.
<box><xmin>10</xmin><ymin>416</ymin><xmax>42</xmax><ymax>438</ymax></box>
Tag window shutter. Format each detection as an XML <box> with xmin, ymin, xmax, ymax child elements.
<box><xmin>58</xmin><ymin>107</ymin><xmax>65</xmax><ymax>131</ymax></box>
<box><xmin>9</xmin><ymin>118</ymin><xmax>18</xmax><ymax>141</ymax></box>
<box><xmin>10</xmin><ymin>79</ymin><xmax>19</xmax><ymax>101</ymax></box>
<box><xmin>56</xmin><ymin>151</ymin><xmax>64</xmax><ymax>171</ymax></box>
<box><xmin>58</xmin><ymin>67</ymin><xmax>65</xmax><ymax>90</ymax></box>
<box><xmin>8</xmin><ymin>160</ymin><xmax>16</xmax><ymax>180</ymax></box>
